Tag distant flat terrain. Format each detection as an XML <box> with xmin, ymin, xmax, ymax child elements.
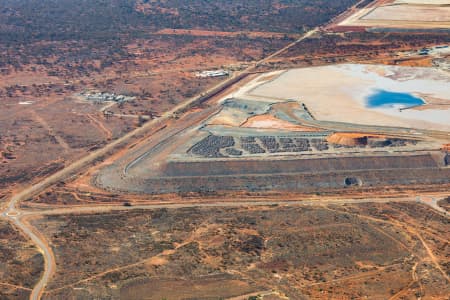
<box><xmin>339</xmin><ymin>0</ymin><xmax>450</xmax><ymax>29</ymax></box>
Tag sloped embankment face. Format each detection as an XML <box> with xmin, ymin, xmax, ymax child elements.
<box><xmin>163</xmin><ymin>154</ymin><xmax>439</xmax><ymax>177</ymax></box>
<box><xmin>121</xmin><ymin>153</ymin><xmax>450</xmax><ymax>194</ymax></box>
<box><xmin>141</xmin><ymin>168</ymin><xmax>450</xmax><ymax>194</ymax></box>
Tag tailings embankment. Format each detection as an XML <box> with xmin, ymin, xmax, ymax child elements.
<box><xmin>138</xmin><ymin>168</ymin><xmax>450</xmax><ymax>194</ymax></box>
<box><xmin>95</xmin><ymin>153</ymin><xmax>450</xmax><ymax>194</ymax></box>
<box><xmin>163</xmin><ymin>154</ymin><xmax>439</xmax><ymax>177</ymax></box>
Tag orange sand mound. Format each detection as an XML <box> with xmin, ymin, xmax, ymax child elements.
<box><xmin>327</xmin><ymin>133</ymin><xmax>386</xmax><ymax>146</ymax></box>
<box><xmin>241</xmin><ymin>115</ymin><xmax>320</xmax><ymax>131</ymax></box>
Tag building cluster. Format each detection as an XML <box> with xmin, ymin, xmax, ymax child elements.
<box><xmin>195</xmin><ymin>70</ymin><xmax>230</xmax><ymax>78</ymax></box>
<box><xmin>80</xmin><ymin>91</ymin><xmax>136</xmax><ymax>104</ymax></box>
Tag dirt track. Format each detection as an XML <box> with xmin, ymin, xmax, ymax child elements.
<box><xmin>18</xmin><ymin>193</ymin><xmax>450</xmax><ymax>217</ymax></box>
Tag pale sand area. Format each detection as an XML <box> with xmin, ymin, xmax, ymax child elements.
<box><xmin>247</xmin><ymin>64</ymin><xmax>450</xmax><ymax>131</ymax></box>
<box><xmin>208</xmin><ymin>107</ymin><xmax>251</xmax><ymax>127</ymax></box>
<box><xmin>362</xmin><ymin>5</ymin><xmax>450</xmax><ymax>22</ymax></box>
<box><xmin>339</xmin><ymin>3</ymin><xmax>450</xmax><ymax>28</ymax></box>
<box><xmin>224</xmin><ymin>70</ymin><xmax>287</xmax><ymax>103</ymax></box>
<box><xmin>394</xmin><ymin>0</ymin><xmax>450</xmax><ymax>4</ymax></box>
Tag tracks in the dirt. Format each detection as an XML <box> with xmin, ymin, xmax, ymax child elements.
<box><xmin>0</xmin><ymin>282</ymin><xmax>31</xmax><ymax>291</ymax></box>
<box><xmin>3</xmin><ymin>192</ymin><xmax>449</xmax><ymax>299</ymax></box>
<box><xmin>12</xmin><ymin>196</ymin><xmax>425</xmax><ymax>297</ymax></box>
<box><xmin>86</xmin><ymin>114</ymin><xmax>113</xmax><ymax>141</ymax></box>
<box><xmin>30</xmin><ymin>111</ymin><xmax>71</xmax><ymax>153</ymax></box>
<box><xmin>28</xmin><ymin>194</ymin><xmax>449</xmax><ymax>298</ymax></box>
<box><xmin>325</xmin><ymin>204</ymin><xmax>450</xmax><ymax>285</ymax></box>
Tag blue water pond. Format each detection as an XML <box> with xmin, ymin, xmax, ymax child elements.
<box><xmin>366</xmin><ymin>89</ymin><xmax>425</xmax><ymax>108</ymax></box>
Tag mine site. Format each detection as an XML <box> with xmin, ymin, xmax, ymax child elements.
<box><xmin>0</xmin><ymin>0</ymin><xmax>449</xmax><ymax>300</ymax></box>
<box><xmin>95</xmin><ymin>63</ymin><xmax>450</xmax><ymax>195</ymax></box>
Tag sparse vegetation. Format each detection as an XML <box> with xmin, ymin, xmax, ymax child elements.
<box><xmin>31</xmin><ymin>203</ymin><xmax>450</xmax><ymax>299</ymax></box>
<box><xmin>0</xmin><ymin>220</ymin><xmax>44</xmax><ymax>299</ymax></box>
